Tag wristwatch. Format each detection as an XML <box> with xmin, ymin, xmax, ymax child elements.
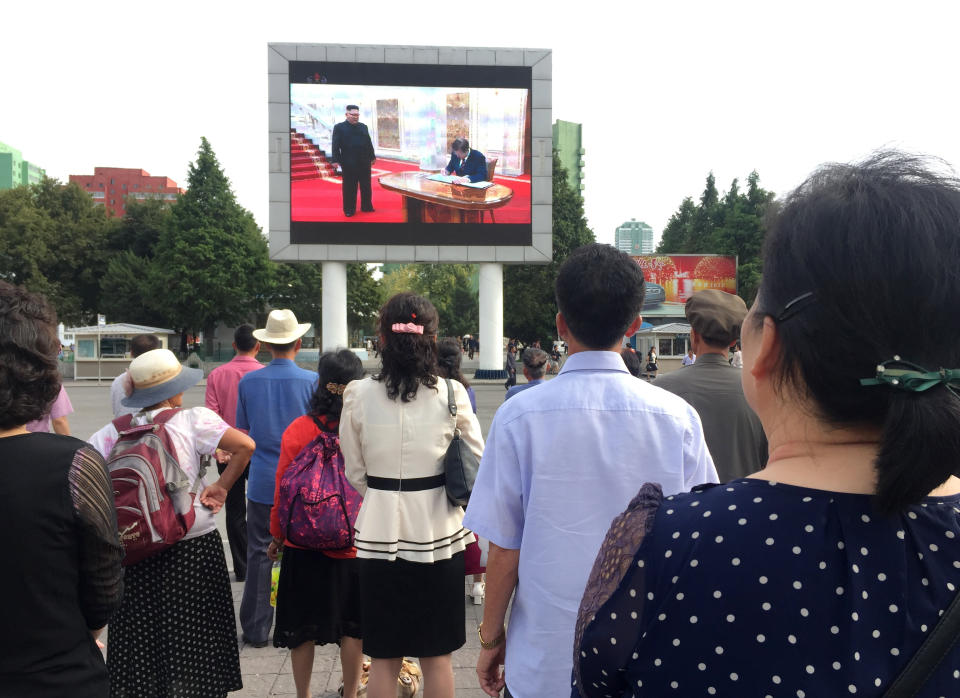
<box><xmin>478</xmin><ymin>623</ymin><xmax>505</xmax><ymax>650</ymax></box>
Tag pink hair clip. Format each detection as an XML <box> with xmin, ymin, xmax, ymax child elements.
<box><xmin>391</xmin><ymin>322</ymin><xmax>424</xmax><ymax>334</ymax></box>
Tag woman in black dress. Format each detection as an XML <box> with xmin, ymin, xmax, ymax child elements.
<box><xmin>0</xmin><ymin>281</ymin><xmax>124</xmax><ymax>698</ymax></box>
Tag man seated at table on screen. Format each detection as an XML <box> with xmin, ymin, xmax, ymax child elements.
<box><xmin>444</xmin><ymin>138</ymin><xmax>488</xmax><ymax>183</ymax></box>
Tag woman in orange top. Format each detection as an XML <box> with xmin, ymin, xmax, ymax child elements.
<box><xmin>267</xmin><ymin>349</ymin><xmax>365</xmax><ymax>698</ymax></box>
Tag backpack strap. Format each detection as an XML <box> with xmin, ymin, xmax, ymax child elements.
<box><xmin>111</xmin><ymin>414</ymin><xmax>134</xmax><ymax>432</ymax></box>
<box><xmin>883</xmin><ymin>587</ymin><xmax>960</xmax><ymax>697</ymax></box>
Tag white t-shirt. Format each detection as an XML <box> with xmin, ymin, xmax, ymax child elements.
<box><xmin>88</xmin><ymin>406</ymin><xmax>230</xmax><ymax>540</ymax></box>
<box><xmin>110</xmin><ymin>373</ymin><xmax>139</xmax><ymax>418</ymax></box>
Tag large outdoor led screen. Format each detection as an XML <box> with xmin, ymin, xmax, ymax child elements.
<box><xmin>289</xmin><ymin>61</ymin><xmax>533</xmax><ymax>246</ymax></box>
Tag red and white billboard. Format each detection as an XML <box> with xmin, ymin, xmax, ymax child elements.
<box><xmin>632</xmin><ymin>254</ymin><xmax>737</xmax><ymax>317</ymax></box>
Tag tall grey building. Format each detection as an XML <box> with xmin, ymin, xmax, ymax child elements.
<box><xmin>615</xmin><ymin>219</ymin><xmax>655</xmax><ymax>255</ymax></box>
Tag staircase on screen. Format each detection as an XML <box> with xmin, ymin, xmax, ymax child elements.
<box><xmin>290</xmin><ymin>129</ymin><xmax>338</xmax><ymax>181</ymax></box>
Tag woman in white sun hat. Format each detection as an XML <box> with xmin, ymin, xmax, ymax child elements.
<box><xmin>88</xmin><ymin>348</ymin><xmax>256</xmax><ymax>698</ymax></box>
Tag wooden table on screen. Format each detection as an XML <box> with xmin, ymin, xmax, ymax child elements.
<box><xmin>378</xmin><ymin>171</ymin><xmax>514</xmax><ymax>223</ymax></box>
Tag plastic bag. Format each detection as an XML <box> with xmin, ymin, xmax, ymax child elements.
<box><xmin>269</xmin><ymin>554</ymin><xmax>282</xmax><ymax>607</ymax></box>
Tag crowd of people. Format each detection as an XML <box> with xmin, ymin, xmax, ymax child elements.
<box><xmin>2</xmin><ymin>151</ymin><xmax>960</xmax><ymax>698</ymax></box>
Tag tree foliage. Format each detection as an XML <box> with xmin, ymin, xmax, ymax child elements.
<box><xmin>379</xmin><ymin>264</ymin><xmax>478</xmax><ymax>338</ymax></box>
<box><xmin>502</xmin><ymin>152</ymin><xmax>595</xmax><ymax>343</ymax></box>
<box><xmin>656</xmin><ymin>169</ymin><xmax>775</xmax><ymax>304</ymax></box>
<box><xmin>0</xmin><ymin>179</ymin><xmax>113</xmax><ymax>324</ymax></box>
<box><xmin>148</xmin><ymin>138</ymin><xmax>273</xmax><ymax>347</ymax></box>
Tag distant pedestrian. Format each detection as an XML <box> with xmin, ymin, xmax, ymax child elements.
<box><xmin>620</xmin><ymin>347</ymin><xmax>642</xmax><ymax>377</ymax></box>
<box><xmin>682</xmin><ymin>347</ymin><xmax>696</xmax><ymax>365</ymax></box>
<box><xmin>505</xmin><ymin>347</ymin><xmax>549</xmax><ymax>400</ymax></box>
<box><xmin>504</xmin><ymin>345</ymin><xmax>517</xmax><ymax>390</ymax></box>
<box><xmin>237</xmin><ymin>310</ymin><xmax>317</xmax><ymax>648</ymax></box>
<box><xmin>110</xmin><ymin>333</ymin><xmax>161</xmax><ymax>417</ymax></box>
<box><xmin>205</xmin><ymin>324</ymin><xmax>264</xmax><ymax>582</ymax></box>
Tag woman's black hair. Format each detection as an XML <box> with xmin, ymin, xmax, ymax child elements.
<box><xmin>309</xmin><ymin>349</ymin><xmax>364</xmax><ymax>421</ymax></box>
<box><xmin>375</xmin><ymin>292</ymin><xmax>439</xmax><ymax>402</ymax></box>
<box><xmin>0</xmin><ymin>282</ymin><xmax>62</xmax><ymax>430</ymax></box>
<box><xmin>436</xmin><ymin>337</ymin><xmax>470</xmax><ymax>389</ymax></box>
<box><xmin>756</xmin><ymin>151</ymin><xmax>960</xmax><ymax>514</ymax></box>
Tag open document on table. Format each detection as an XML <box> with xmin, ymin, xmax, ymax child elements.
<box><xmin>424</xmin><ymin>173</ymin><xmax>495</xmax><ymax>189</ymax></box>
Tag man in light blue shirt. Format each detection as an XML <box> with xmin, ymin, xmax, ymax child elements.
<box><xmin>464</xmin><ymin>244</ymin><xmax>718</xmax><ymax>698</ymax></box>
<box><xmin>236</xmin><ymin>310</ymin><xmax>317</xmax><ymax>647</ymax></box>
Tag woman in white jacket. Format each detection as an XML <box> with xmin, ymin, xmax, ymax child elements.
<box><xmin>341</xmin><ymin>292</ymin><xmax>484</xmax><ymax>698</ymax></box>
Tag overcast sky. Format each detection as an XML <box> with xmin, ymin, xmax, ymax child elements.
<box><xmin>4</xmin><ymin>1</ymin><xmax>958</xmax><ymax>249</ymax></box>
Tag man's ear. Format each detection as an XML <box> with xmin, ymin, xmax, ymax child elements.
<box><xmin>624</xmin><ymin>315</ymin><xmax>644</xmax><ymax>338</ymax></box>
<box><xmin>556</xmin><ymin>312</ymin><xmax>567</xmax><ymax>341</ymax></box>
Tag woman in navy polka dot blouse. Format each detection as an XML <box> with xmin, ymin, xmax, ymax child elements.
<box><xmin>574</xmin><ymin>152</ymin><xmax>960</xmax><ymax>697</ymax></box>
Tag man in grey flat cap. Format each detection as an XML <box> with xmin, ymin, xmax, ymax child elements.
<box><xmin>655</xmin><ymin>289</ymin><xmax>767</xmax><ymax>481</ymax></box>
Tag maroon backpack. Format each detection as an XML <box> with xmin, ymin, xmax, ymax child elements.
<box><xmin>107</xmin><ymin>409</ymin><xmax>203</xmax><ymax>565</ymax></box>
<box><xmin>275</xmin><ymin>420</ymin><xmax>362</xmax><ymax>551</ymax></box>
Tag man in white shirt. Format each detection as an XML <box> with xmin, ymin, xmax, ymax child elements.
<box><xmin>463</xmin><ymin>243</ymin><xmax>718</xmax><ymax>698</ymax></box>
<box><xmin>110</xmin><ymin>334</ymin><xmax>162</xmax><ymax>417</ymax></box>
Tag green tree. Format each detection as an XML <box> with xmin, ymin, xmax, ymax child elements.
<box><xmin>99</xmin><ymin>198</ymin><xmax>173</xmax><ymax>327</ymax></box>
<box><xmin>657</xmin><ymin>169</ymin><xmax>775</xmax><ymax>305</ymax></box>
<box><xmin>149</xmin><ymin>138</ymin><xmax>273</xmax><ymax>352</ymax></box>
<box><xmin>378</xmin><ymin>264</ymin><xmax>477</xmax><ymax>338</ymax></box>
<box><xmin>0</xmin><ymin>179</ymin><xmax>113</xmax><ymax>324</ymax></box>
<box><xmin>503</xmin><ymin>152</ymin><xmax>595</xmax><ymax>343</ymax></box>
<box><xmin>347</xmin><ymin>263</ymin><xmax>383</xmax><ymax>339</ymax></box>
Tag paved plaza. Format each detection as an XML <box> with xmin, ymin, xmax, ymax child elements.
<box><xmin>67</xmin><ymin>359</ymin><xmax>537</xmax><ymax>697</ymax></box>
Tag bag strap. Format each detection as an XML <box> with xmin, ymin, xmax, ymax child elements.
<box><xmin>444</xmin><ymin>377</ymin><xmax>457</xmax><ymax>417</ymax></box>
<box><xmin>883</xmin><ymin>588</ymin><xmax>960</xmax><ymax>697</ymax></box>
<box><xmin>443</xmin><ymin>378</ymin><xmax>462</xmax><ymax>441</ymax></box>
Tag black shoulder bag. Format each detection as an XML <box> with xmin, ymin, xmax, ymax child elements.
<box><xmin>442</xmin><ymin>378</ymin><xmax>480</xmax><ymax>507</ymax></box>
<box><xmin>882</xmin><ymin>588</ymin><xmax>960</xmax><ymax>697</ymax></box>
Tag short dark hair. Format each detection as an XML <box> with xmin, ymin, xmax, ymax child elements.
<box><xmin>234</xmin><ymin>324</ymin><xmax>257</xmax><ymax>352</ymax></box>
<box><xmin>345</xmin><ymin>104</ymin><xmax>359</xmax><ymax>112</ymax></box>
<box><xmin>451</xmin><ymin>138</ymin><xmax>469</xmax><ymax>153</ymax></box>
<box><xmin>309</xmin><ymin>349</ymin><xmax>364</xmax><ymax>421</ymax></box>
<box><xmin>263</xmin><ymin>340</ymin><xmax>297</xmax><ymax>353</ymax></box>
<box><xmin>437</xmin><ymin>337</ymin><xmax>470</xmax><ymax>390</ymax></box>
<box><xmin>376</xmin><ymin>292</ymin><xmax>439</xmax><ymax>402</ymax></box>
<box><xmin>130</xmin><ymin>333</ymin><xmax>161</xmax><ymax>358</ymax></box>
<box><xmin>555</xmin><ymin>243</ymin><xmax>646</xmax><ymax>350</ymax></box>
<box><xmin>621</xmin><ymin>348</ymin><xmax>642</xmax><ymax>378</ymax></box>
<box><xmin>756</xmin><ymin>151</ymin><xmax>960</xmax><ymax>513</ymax></box>
<box><xmin>0</xmin><ymin>282</ymin><xmax>62</xmax><ymax>430</ymax></box>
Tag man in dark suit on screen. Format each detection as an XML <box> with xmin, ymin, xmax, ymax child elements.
<box><xmin>330</xmin><ymin>104</ymin><xmax>376</xmax><ymax>217</ymax></box>
<box><xmin>444</xmin><ymin>137</ymin><xmax>488</xmax><ymax>183</ymax></box>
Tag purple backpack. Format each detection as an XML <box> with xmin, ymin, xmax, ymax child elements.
<box><xmin>275</xmin><ymin>420</ymin><xmax>362</xmax><ymax>550</ymax></box>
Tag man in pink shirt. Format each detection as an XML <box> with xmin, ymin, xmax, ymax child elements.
<box><xmin>205</xmin><ymin>324</ymin><xmax>263</xmax><ymax>581</ymax></box>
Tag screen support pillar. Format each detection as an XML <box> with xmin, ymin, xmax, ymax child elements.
<box><xmin>321</xmin><ymin>261</ymin><xmax>348</xmax><ymax>351</ymax></box>
<box><xmin>475</xmin><ymin>262</ymin><xmax>507</xmax><ymax>380</ymax></box>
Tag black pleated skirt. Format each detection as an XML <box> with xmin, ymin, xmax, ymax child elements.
<box><xmin>106</xmin><ymin>531</ymin><xmax>242</xmax><ymax>698</ymax></box>
<box><xmin>358</xmin><ymin>551</ymin><xmax>465</xmax><ymax>658</ymax></box>
<box><xmin>273</xmin><ymin>546</ymin><xmax>362</xmax><ymax>648</ymax></box>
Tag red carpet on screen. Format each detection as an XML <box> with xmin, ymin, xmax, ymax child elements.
<box><xmin>291</xmin><ymin>157</ymin><xmax>531</xmax><ymax>224</ymax></box>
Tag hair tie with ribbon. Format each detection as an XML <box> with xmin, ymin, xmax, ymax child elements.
<box><xmin>860</xmin><ymin>356</ymin><xmax>960</xmax><ymax>397</ymax></box>
<box><xmin>391</xmin><ymin>322</ymin><xmax>424</xmax><ymax>334</ymax></box>
<box><xmin>325</xmin><ymin>382</ymin><xmax>347</xmax><ymax>395</ymax></box>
